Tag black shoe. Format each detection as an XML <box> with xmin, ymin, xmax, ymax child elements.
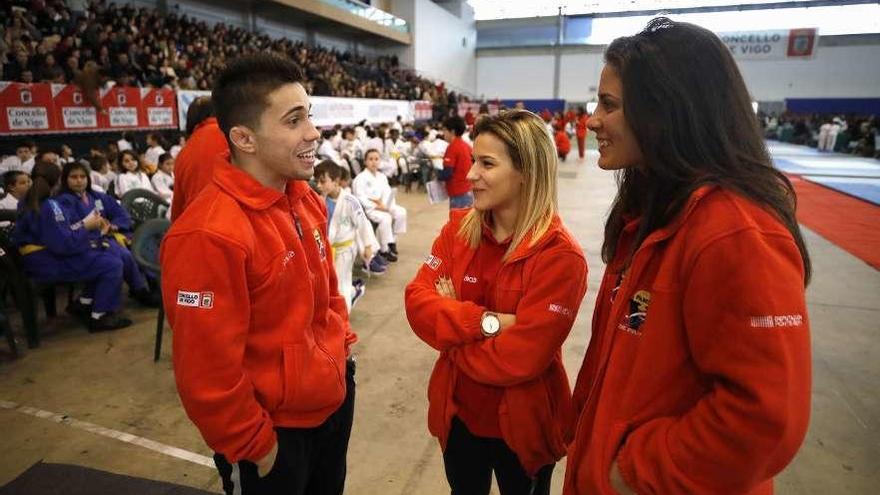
<box><xmin>89</xmin><ymin>313</ymin><xmax>133</xmax><ymax>332</ymax></box>
<box><xmin>388</xmin><ymin>242</ymin><xmax>398</xmax><ymax>256</ymax></box>
<box><xmin>131</xmin><ymin>287</ymin><xmax>160</xmax><ymax>307</ymax></box>
<box><xmin>379</xmin><ymin>250</ymin><xmax>398</xmax><ymax>263</ymax></box>
<box><xmin>66</xmin><ymin>300</ymin><xmax>92</xmax><ymax>321</ymax></box>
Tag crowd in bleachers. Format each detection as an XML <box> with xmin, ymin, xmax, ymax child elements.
<box><xmin>761</xmin><ymin>112</ymin><xmax>880</xmax><ymax>159</ymax></box>
<box><xmin>0</xmin><ymin>0</ymin><xmax>469</xmax><ymax>112</ymax></box>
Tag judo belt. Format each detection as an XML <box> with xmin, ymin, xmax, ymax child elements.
<box><xmin>19</xmin><ymin>244</ymin><xmax>45</xmax><ymax>256</ymax></box>
<box><xmin>330</xmin><ymin>239</ymin><xmax>355</xmax><ymax>260</ymax></box>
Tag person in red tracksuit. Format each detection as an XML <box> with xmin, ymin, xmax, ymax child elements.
<box><xmin>564</xmin><ymin>18</ymin><xmax>812</xmax><ymax>495</ymax></box>
<box><xmin>554</xmin><ymin>122</ymin><xmax>571</xmax><ymax>161</ymax></box>
<box><xmin>575</xmin><ymin>107</ymin><xmax>589</xmax><ymax>160</ymax></box>
<box><xmin>170</xmin><ymin>96</ymin><xmax>229</xmax><ymax>221</ymax></box>
<box><xmin>440</xmin><ymin>115</ymin><xmax>474</xmax><ymax>209</ymax></box>
<box><xmin>161</xmin><ymin>54</ymin><xmax>357</xmax><ymax>495</ymax></box>
<box><xmin>406</xmin><ymin>109</ymin><xmax>588</xmax><ymax>495</ymax></box>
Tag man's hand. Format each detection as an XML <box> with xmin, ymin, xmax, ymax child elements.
<box><xmin>370</xmin><ymin>198</ymin><xmax>388</xmax><ymax>211</ymax></box>
<box><xmin>362</xmin><ymin>247</ymin><xmax>373</xmax><ymax>265</ymax></box>
<box><xmin>255</xmin><ymin>440</ymin><xmax>278</xmax><ymax>478</ymax></box>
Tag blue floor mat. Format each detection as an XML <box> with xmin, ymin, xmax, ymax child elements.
<box><xmin>801</xmin><ymin>176</ymin><xmax>880</xmax><ymax>206</ymax></box>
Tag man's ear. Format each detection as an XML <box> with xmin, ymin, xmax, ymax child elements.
<box><xmin>229</xmin><ymin>125</ymin><xmax>257</xmax><ymax>155</ymax></box>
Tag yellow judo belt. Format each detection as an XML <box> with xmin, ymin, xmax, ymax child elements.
<box><xmin>330</xmin><ymin>239</ymin><xmax>355</xmax><ymax>259</ymax></box>
<box><xmin>19</xmin><ymin>244</ymin><xmax>45</xmax><ymax>255</ymax></box>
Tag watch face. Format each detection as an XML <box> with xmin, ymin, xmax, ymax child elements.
<box><xmin>482</xmin><ymin>314</ymin><xmax>500</xmax><ymax>335</ymax></box>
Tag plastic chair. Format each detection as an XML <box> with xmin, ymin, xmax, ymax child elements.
<box><xmin>121</xmin><ymin>189</ymin><xmax>170</xmax><ymax>231</ymax></box>
<box><xmin>130</xmin><ymin>218</ymin><xmax>170</xmax><ymax>361</ymax></box>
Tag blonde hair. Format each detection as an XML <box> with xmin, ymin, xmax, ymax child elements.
<box><xmin>458</xmin><ymin>109</ymin><xmax>558</xmax><ymax>259</ymax></box>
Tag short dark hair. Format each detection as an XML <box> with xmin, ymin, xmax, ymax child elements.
<box><xmin>158</xmin><ymin>152</ymin><xmax>173</xmax><ymax>165</ymax></box>
<box><xmin>185</xmin><ymin>95</ymin><xmax>214</xmax><ymax>136</ymax></box>
<box><xmin>314</xmin><ymin>160</ymin><xmax>342</xmax><ymax>181</ymax></box>
<box><xmin>88</xmin><ymin>155</ymin><xmax>108</xmax><ymax>172</ymax></box>
<box><xmin>444</xmin><ymin>115</ymin><xmax>467</xmax><ymax>136</ymax></box>
<box><xmin>364</xmin><ymin>148</ymin><xmax>381</xmax><ymax>161</ymax></box>
<box><xmin>212</xmin><ymin>53</ymin><xmax>304</xmax><ymax>146</ymax></box>
<box><xmin>3</xmin><ymin>170</ymin><xmax>26</xmax><ymax>189</ymax></box>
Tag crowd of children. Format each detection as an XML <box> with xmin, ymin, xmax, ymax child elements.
<box><xmin>1</xmin><ymin>105</ymin><xmax>589</xmax><ymax>324</ymax></box>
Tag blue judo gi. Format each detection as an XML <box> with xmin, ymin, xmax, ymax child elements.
<box><xmin>11</xmin><ymin>198</ymin><xmax>124</xmax><ymax>314</ymax></box>
<box><xmin>56</xmin><ymin>190</ymin><xmax>148</xmax><ymax>292</ymax></box>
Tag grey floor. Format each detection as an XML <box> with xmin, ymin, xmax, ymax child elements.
<box><xmin>0</xmin><ymin>149</ymin><xmax>877</xmax><ymax>494</ymax></box>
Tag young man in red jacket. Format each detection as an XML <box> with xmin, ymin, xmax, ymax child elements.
<box><xmin>161</xmin><ymin>53</ymin><xmax>357</xmax><ymax>495</ymax></box>
<box><xmin>440</xmin><ymin>115</ymin><xmax>474</xmax><ymax>209</ymax></box>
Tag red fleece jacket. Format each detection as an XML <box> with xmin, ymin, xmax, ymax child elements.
<box><xmin>564</xmin><ymin>186</ymin><xmax>811</xmax><ymax>495</ymax></box>
<box><xmin>405</xmin><ymin>209</ymin><xmax>588</xmax><ymax>475</ymax></box>
<box><xmin>161</xmin><ymin>159</ymin><xmax>356</xmax><ymax>464</ymax></box>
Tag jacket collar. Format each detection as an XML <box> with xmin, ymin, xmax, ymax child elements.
<box><xmin>213</xmin><ymin>153</ymin><xmax>312</xmax><ymax>210</ymax></box>
<box><xmin>636</xmin><ymin>184</ymin><xmax>718</xmax><ymax>250</ymax></box>
<box><xmin>506</xmin><ymin>213</ymin><xmax>566</xmax><ymax>263</ymax></box>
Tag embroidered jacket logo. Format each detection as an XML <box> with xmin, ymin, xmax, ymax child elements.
<box><xmin>177</xmin><ymin>290</ymin><xmax>214</xmax><ymax>309</ymax></box>
<box><xmin>424</xmin><ymin>254</ymin><xmax>442</xmax><ymax>271</ymax></box>
<box><xmin>619</xmin><ymin>289</ymin><xmax>651</xmax><ymax>335</ymax></box>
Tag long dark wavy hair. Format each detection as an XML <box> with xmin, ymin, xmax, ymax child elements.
<box><xmin>23</xmin><ymin>162</ymin><xmax>61</xmax><ymax>214</ymax></box>
<box><xmin>601</xmin><ymin>17</ymin><xmax>811</xmax><ymax>284</ymax></box>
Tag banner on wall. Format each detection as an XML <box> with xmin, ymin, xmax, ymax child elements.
<box><xmin>140</xmin><ymin>87</ymin><xmax>177</xmax><ymax>128</ymax></box>
<box><xmin>0</xmin><ymin>82</ymin><xmax>54</xmax><ymax>133</ymax></box>
<box><xmin>52</xmin><ymin>83</ymin><xmax>99</xmax><ymax>131</ymax></box>
<box><xmin>0</xmin><ymin>82</ymin><xmax>180</xmax><ymax>135</ymax></box>
<box><xmin>98</xmin><ymin>86</ymin><xmax>141</xmax><ymax>129</ymax></box>
<box><xmin>176</xmin><ymin>93</ymin><xmax>432</xmax><ymax>131</ymax></box>
<box><xmin>719</xmin><ymin>28</ymin><xmax>818</xmax><ymax>60</ymax></box>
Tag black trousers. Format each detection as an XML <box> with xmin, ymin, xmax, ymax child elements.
<box><xmin>443</xmin><ymin>416</ymin><xmax>554</xmax><ymax>495</ymax></box>
<box><xmin>214</xmin><ymin>358</ymin><xmax>356</xmax><ymax>495</ymax></box>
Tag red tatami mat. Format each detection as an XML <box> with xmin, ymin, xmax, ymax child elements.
<box><xmin>790</xmin><ymin>175</ymin><xmax>880</xmax><ymax>270</ymax></box>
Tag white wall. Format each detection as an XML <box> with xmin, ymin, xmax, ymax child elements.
<box><xmin>476</xmin><ymin>54</ymin><xmax>555</xmax><ymax>99</ymax></box>
<box><xmin>388</xmin><ymin>0</ymin><xmax>477</xmax><ymax>94</ymax></box>
<box><xmin>477</xmin><ymin>41</ymin><xmax>880</xmax><ymax>101</ymax></box>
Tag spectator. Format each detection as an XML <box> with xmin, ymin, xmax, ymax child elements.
<box><xmin>151</xmin><ymin>152</ymin><xmax>175</xmax><ymax>201</ymax></box>
<box><xmin>10</xmin><ymin>161</ymin><xmax>132</xmax><ymax>331</ymax></box>
<box><xmin>1</xmin><ymin>170</ymin><xmax>30</xmax><ymax>211</ymax></box>
<box><xmin>114</xmin><ymin>150</ymin><xmax>154</xmax><ymax>197</ymax></box>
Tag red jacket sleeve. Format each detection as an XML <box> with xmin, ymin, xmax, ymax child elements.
<box><xmin>161</xmin><ymin>231</ymin><xmax>275</xmax><ymax>464</ymax></box>
<box><xmin>448</xmin><ymin>250</ymin><xmax>587</xmax><ymax>387</ymax></box>
<box><xmin>616</xmin><ymin>229</ymin><xmax>811</xmax><ymax>494</ymax></box>
<box><xmin>405</xmin><ymin>220</ymin><xmax>486</xmax><ymax>351</ymax></box>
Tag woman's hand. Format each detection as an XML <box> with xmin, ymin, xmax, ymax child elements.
<box><xmin>435</xmin><ymin>276</ymin><xmax>457</xmax><ymax>299</ymax></box>
<box><xmin>82</xmin><ymin>211</ymin><xmax>103</xmax><ymax>231</ymax></box>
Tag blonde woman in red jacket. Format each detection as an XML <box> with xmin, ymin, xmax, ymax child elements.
<box><xmin>405</xmin><ymin>109</ymin><xmax>588</xmax><ymax>495</ymax></box>
<box><xmin>564</xmin><ymin>18</ymin><xmax>812</xmax><ymax>495</ymax></box>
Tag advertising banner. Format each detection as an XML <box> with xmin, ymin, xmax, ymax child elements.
<box><xmin>52</xmin><ymin>83</ymin><xmax>99</xmax><ymax>132</ymax></box>
<box><xmin>0</xmin><ymin>82</ymin><xmax>54</xmax><ymax>134</ymax></box>
<box><xmin>719</xmin><ymin>28</ymin><xmax>818</xmax><ymax>60</ymax></box>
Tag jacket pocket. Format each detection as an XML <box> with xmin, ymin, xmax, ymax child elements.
<box><xmin>281</xmin><ymin>342</ymin><xmax>343</xmax><ymax>413</ymax></box>
<box><xmin>601</xmin><ymin>420</ymin><xmax>632</xmax><ymax>494</ymax></box>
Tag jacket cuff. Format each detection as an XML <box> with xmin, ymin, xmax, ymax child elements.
<box><xmin>462</xmin><ymin>302</ymin><xmax>485</xmax><ymax>339</ymax></box>
<box><xmin>244</xmin><ymin>419</ymin><xmax>277</xmax><ymax>464</ymax></box>
<box><xmin>617</xmin><ymin>435</ymin><xmax>640</xmax><ymax>494</ymax></box>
